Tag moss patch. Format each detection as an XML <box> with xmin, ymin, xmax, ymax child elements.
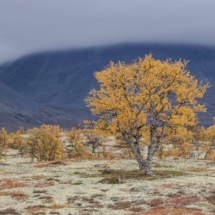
<box><xmin>98</xmin><ymin>177</ymin><xmax>121</xmax><ymax>184</ymax></box>
<box><xmin>72</xmin><ymin>181</ymin><xmax>83</xmax><ymax>185</ymax></box>
<box><xmin>153</xmin><ymin>164</ymin><xmax>174</xmax><ymax>168</ymax></box>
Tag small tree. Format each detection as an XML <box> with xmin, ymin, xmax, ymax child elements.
<box><xmin>203</xmin><ymin>119</ymin><xmax>215</xmax><ymax>159</ymax></box>
<box><xmin>7</xmin><ymin>131</ymin><xmax>27</xmax><ymax>157</ymax></box>
<box><xmin>24</xmin><ymin>125</ymin><xmax>67</xmax><ymax>162</ymax></box>
<box><xmin>84</xmin><ymin>130</ymin><xmax>102</xmax><ymax>154</ymax></box>
<box><xmin>0</xmin><ymin>127</ymin><xmax>8</xmax><ymax>160</ymax></box>
<box><xmin>18</xmin><ymin>126</ymin><xmax>25</xmax><ymax>135</ymax></box>
<box><xmin>170</xmin><ymin>135</ymin><xmax>190</xmax><ymax>159</ymax></box>
<box><xmin>85</xmin><ymin>55</ymin><xmax>209</xmax><ymax>176</ymax></box>
<box><xmin>191</xmin><ymin>125</ymin><xmax>207</xmax><ymax>159</ymax></box>
<box><xmin>68</xmin><ymin>127</ymin><xmax>92</xmax><ymax>159</ymax></box>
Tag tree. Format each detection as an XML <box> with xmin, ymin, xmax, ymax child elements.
<box><xmin>203</xmin><ymin>119</ymin><xmax>215</xmax><ymax>160</ymax></box>
<box><xmin>0</xmin><ymin>127</ymin><xmax>8</xmax><ymax>160</ymax></box>
<box><xmin>191</xmin><ymin>125</ymin><xmax>207</xmax><ymax>159</ymax></box>
<box><xmin>83</xmin><ymin>128</ymin><xmax>102</xmax><ymax>154</ymax></box>
<box><xmin>85</xmin><ymin>55</ymin><xmax>209</xmax><ymax>176</ymax></box>
<box><xmin>85</xmin><ymin>134</ymin><xmax>101</xmax><ymax>154</ymax></box>
<box><xmin>7</xmin><ymin>131</ymin><xmax>26</xmax><ymax>156</ymax></box>
<box><xmin>68</xmin><ymin>127</ymin><xmax>92</xmax><ymax>159</ymax></box>
<box><xmin>170</xmin><ymin>135</ymin><xmax>190</xmax><ymax>159</ymax></box>
<box><xmin>24</xmin><ymin>125</ymin><xmax>66</xmax><ymax>162</ymax></box>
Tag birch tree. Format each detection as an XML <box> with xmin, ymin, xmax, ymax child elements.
<box><xmin>85</xmin><ymin>55</ymin><xmax>209</xmax><ymax>176</ymax></box>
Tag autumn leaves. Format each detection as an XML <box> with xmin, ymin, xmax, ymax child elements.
<box><xmin>85</xmin><ymin>55</ymin><xmax>209</xmax><ymax>175</ymax></box>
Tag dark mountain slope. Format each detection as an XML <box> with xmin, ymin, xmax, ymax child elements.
<box><xmin>0</xmin><ymin>44</ymin><xmax>215</xmax><ymax>127</ymax></box>
<box><xmin>0</xmin><ymin>81</ymin><xmax>80</xmax><ymax>131</ymax></box>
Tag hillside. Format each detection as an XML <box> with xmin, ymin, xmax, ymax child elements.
<box><xmin>0</xmin><ymin>81</ymin><xmax>80</xmax><ymax>131</ymax></box>
<box><xmin>1</xmin><ymin>44</ymin><xmax>215</xmax><ymax>129</ymax></box>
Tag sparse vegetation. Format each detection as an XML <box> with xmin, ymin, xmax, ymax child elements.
<box><xmin>22</xmin><ymin>125</ymin><xmax>67</xmax><ymax>162</ymax></box>
<box><xmin>2</xmin><ymin>55</ymin><xmax>215</xmax><ymax>215</ymax></box>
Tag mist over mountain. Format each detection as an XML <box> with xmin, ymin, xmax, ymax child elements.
<box><xmin>0</xmin><ymin>44</ymin><xmax>215</xmax><ymax>130</ymax></box>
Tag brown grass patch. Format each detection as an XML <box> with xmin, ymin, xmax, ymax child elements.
<box><xmin>206</xmin><ymin>194</ymin><xmax>215</xmax><ymax>205</ymax></box>
<box><xmin>107</xmin><ymin>201</ymin><xmax>131</xmax><ymax>210</ymax></box>
<box><xmin>67</xmin><ymin>196</ymin><xmax>80</xmax><ymax>203</ymax></box>
<box><xmin>187</xmin><ymin>167</ymin><xmax>209</xmax><ymax>172</ymax></box>
<box><xmin>34</xmin><ymin>181</ymin><xmax>54</xmax><ymax>188</ymax></box>
<box><xmin>136</xmin><ymin>208</ymin><xmax>205</xmax><ymax>215</ymax></box>
<box><xmin>31</xmin><ymin>174</ymin><xmax>46</xmax><ymax>180</ymax></box>
<box><xmin>50</xmin><ymin>203</ymin><xmax>69</xmax><ymax>209</ymax></box>
<box><xmin>0</xmin><ymin>179</ymin><xmax>27</xmax><ymax>190</ymax></box>
<box><xmin>154</xmin><ymin>183</ymin><xmax>179</xmax><ymax>189</ymax></box>
<box><xmin>149</xmin><ymin>198</ymin><xmax>164</xmax><ymax>207</ymax></box>
<box><xmin>0</xmin><ymin>191</ymin><xmax>28</xmax><ymax>201</ymax></box>
<box><xmin>0</xmin><ymin>208</ymin><xmax>20</xmax><ymax>215</ymax></box>
<box><xmin>25</xmin><ymin>205</ymin><xmax>47</xmax><ymax>213</ymax></box>
<box><xmin>33</xmin><ymin>190</ymin><xmax>47</xmax><ymax>194</ymax></box>
<box><xmin>58</xmin><ymin>180</ymin><xmax>72</xmax><ymax>184</ymax></box>
<box><xmin>34</xmin><ymin>160</ymin><xmax>67</xmax><ymax>168</ymax></box>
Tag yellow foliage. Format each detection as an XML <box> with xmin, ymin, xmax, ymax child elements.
<box><xmin>202</xmin><ymin>121</ymin><xmax>215</xmax><ymax>159</ymax></box>
<box><xmin>169</xmin><ymin>135</ymin><xmax>190</xmax><ymax>159</ymax></box>
<box><xmin>25</xmin><ymin>125</ymin><xmax>66</xmax><ymax>162</ymax></box>
<box><xmin>156</xmin><ymin>143</ymin><xmax>172</xmax><ymax>159</ymax></box>
<box><xmin>85</xmin><ymin>54</ymin><xmax>209</xmax><ymax>174</ymax></box>
<box><xmin>7</xmin><ymin>131</ymin><xmax>23</xmax><ymax>149</ymax></box>
<box><xmin>85</xmin><ymin>55</ymin><xmax>208</xmax><ymax>136</ymax></box>
<box><xmin>208</xmin><ymin>150</ymin><xmax>215</xmax><ymax>160</ymax></box>
<box><xmin>0</xmin><ymin>127</ymin><xmax>7</xmax><ymax>147</ymax></box>
<box><xmin>0</xmin><ymin>127</ymin><xmax>8</xmax><ymax>160</ymax></box>
<box><xmin>68</xmin><ymin>127</ymin><xmax>94</xmax><ymax>159</ymax></box>
<box><xmin>18</xmin><ymin>126</ymin><xmax>25</xmax><ymax>135</ymax></box>
<box><xmin>71</xmin><ymin>141</ymin><xmax>89</xmax><ymax>159</ymax></box>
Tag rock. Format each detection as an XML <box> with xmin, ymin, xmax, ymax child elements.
<box><xmin>99</xmin><ymin>168</ymin><xmax>114</xmax><ymax>174</ymax></box>
<box><xmin>94</xmin><ymin>164</ymin><xmax>102</xmax><ymax>167</ymax></box>
<box><xmin>110</xmin><ymin>197</ymin><xmax>124</xmax><ymax>202</ymax></box>
<box><xmin>130</xmin><ymin>187</ymin><xmax>148</xmax><ymax>193</ymax></box>
<box><xmin>166</xmin><ymin>174</ymin><xmax>173</xmax><ymax>178</ymax></box>
<box><xmin>117</xmin><ymin>175</ymin><xmax>125</xmax><ymax>183</ymax></box>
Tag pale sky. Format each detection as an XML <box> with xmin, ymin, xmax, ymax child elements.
<box><xmin>0</xmin><ymin>0</ymin><xmax>215</xmax><ymax>63</ymax></box>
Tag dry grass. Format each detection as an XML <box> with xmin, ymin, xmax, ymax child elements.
<box><xmin>58</xmin><ymin>180</ymin><xmax>72</xmax><ymax>184</ymax></box>
<box><xmin>33</xmin><ymin>190</ymin><xmax>47</xmax><ymax>194</ymax></box>
<box><xmin>206</xmin><ymin>194</ymin><xmax>215</xmax><ymax>205</ymax></box>
<box><xmin>31</xmin><ymin>174</ymin><xmax>46</xmax><ymax>180</ymax></box>
<box><xmin>136</xmin><ymin>208</ymin><xmax>206</xmax><ymax>215</ymax></box>
<box><xmin>149</xmin><ymin>198</ymin><xmax>164</xmax><ymax>207</ymax></box>
<box><xmin>0</xmin><ymin>190</ymin><xmax>28</xmax><ymax>201</ymax></box>
<box><xmin>34</xmin><ymin>181</ymin><xmax>54</xmax><ymax>188</ymax></box>
<box><xmin>34</xmin><ymin>160</ymin><xmax>67</xmax><ymax>168</ymax></box>
<box><xmin>0</xmin><ymin>179</ymin><xmax>27</xmax><ymax>190</ymax></box>
<box><xmin>107</xmin><ymin>201</ymin><xmax>131</xmax><ymax>210</ymax></box>
<box><xmin>50</xmin><ymin>203</ymin><xmax>69</xmax><ymax>209</ymax></box>
<box><xmin>25</xmin><ymin>205</ymin><xmax>47</xmax><ymax>213</ymax></box>
<box><xmin>39</xmin><ymin>196</ymin><xmax>54</xmax><ymax>204</ymax></box>
<box><xmin>154</xmin><ymin>183</ymin><xmax>179</xmax><ymax>189</ymax></box>
<box><xmin>187</xmin><ymin>167</ymin><xmax>209</xmax><ymax>172</ymax></box>
<box><xmin>168</xmin><ymin>195</ymin><xmax>201</xmax><ymax>206</ymax></box>
<box><xmin>0</xmin><ymin>208</ymin><xmax>20</xmax><ymax>215</ymax></box>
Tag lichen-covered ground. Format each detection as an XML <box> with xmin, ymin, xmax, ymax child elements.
<box><xmin>0</xmin><ymin>149</ymin><xmax>215</xmax><ymax>215</ymax></box>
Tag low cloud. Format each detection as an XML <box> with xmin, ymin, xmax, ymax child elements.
<box><xmin>0</xmin><ymin>0</ymin><xmax>215</xmax><ymax>63</ymax></box>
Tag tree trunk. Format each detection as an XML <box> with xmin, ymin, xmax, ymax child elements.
<box><xmin>130</xmin><ymin>141</ymin><xmax>154</xmax><ymax>176</ymax></box>
<box><xmin>146</xmin><ymin>141</ymin><xmax>154</xmax><ymax>176</ymax></box>
<box><xmin>92</xmin><ymin>145</ymin><xmax>95</xmax><ymax>154</ymax></box>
